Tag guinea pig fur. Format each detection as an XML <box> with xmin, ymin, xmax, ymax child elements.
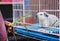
<box><xmin>37</xmin><ymin>12</ymin><xmax>59</xmax><ymax>27</ymax></box>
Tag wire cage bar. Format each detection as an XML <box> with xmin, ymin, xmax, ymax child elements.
<box><xmin>12</xmin><ymin>0</ymin><xmax>60</xmax><ymax>36</ymax></box>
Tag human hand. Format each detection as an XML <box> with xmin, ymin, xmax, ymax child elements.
<box><xmin>4</xmin><ymin>21</ymin><xmax>13</xmax><ymax>33</ymax></box>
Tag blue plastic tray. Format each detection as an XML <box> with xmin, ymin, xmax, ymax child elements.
<box><xmin>14</xmin><ymin>26</ymin><xmax>59</xmax><ymax>41</ymax></box>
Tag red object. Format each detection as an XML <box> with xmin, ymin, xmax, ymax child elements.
<box><xmin>1</xmin><ymin>0</ymin><xmax>12</xmax><ymax>2</ymax></box>
<box><xmin>0</xmin><ymin>0</ymin><xmax>1</xmax><ymax>1</ymax></box>
<box><xmin>20</xmin><ymin>16</ymin><xmax>34</xmax><ymax>24</ymax></box>
<box><xmin>1</xmin><ymin>0</ymin><xmax>23</xmax><ymax>2</ymax></box>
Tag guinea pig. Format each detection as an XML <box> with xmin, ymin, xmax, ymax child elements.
<box><xmin>37</xmin><ymin>12</ymin><xmax>59</xmax><ymax>27</ymax></box>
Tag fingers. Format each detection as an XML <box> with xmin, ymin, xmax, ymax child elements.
<box><xmin>4</xmin><ymin>21</ymin><xmax>12</xmax><ymax>27</ymax></box>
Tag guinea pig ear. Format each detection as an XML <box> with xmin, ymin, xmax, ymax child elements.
<box><xmin>44</xmin><ymin>13</ymin><xmax>48</xmax><ymax>17</ymax></box>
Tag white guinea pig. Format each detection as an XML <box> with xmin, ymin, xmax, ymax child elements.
<box><xmin>37</xmin><ymin>12</ymin><xmax>59</xmax><ymax>27</ymax></box>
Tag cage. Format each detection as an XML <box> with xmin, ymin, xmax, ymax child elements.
<box><xmin>12</xmin><ymin>0</ymin><xmax>60</xmax><ymax>37</ymax></box>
